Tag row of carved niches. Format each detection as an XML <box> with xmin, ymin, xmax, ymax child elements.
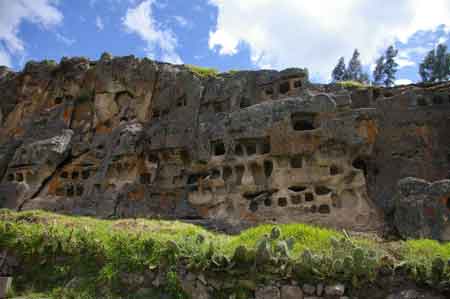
<box><xmin>4</xmin><ymin>169</ymin><xmax>39</xmax><ymax>184</ymax></box>
<box><xmin>260</xmin><ymin>75</ymin><xmax>306</xmax><ymax>101</ymax></box>
<box><xmin>186</xmin><ymin>141</ymin><xmax>372</xmax><ymax>225</ymax></box>
<box><xmin>376</xmin><ymin>88</ymin><xmax>450</xmax><ymax>108</ymax></box>
<box><xmin>209</xmin><ymin>114</ymin><xmax>319</xmax><ymax>158</ymax></box>
<box><xmin>211</xmin><ymin>137</ymin><xmax>271</xmax><ymax>158</ymax></box>
<box><xmin>187</xmin><ymin>152</ymin><xmax>364</xmax><ymax>195</ymax></box>
<box><xmin>244</xmin><ymin>185</ymin><xmax>335</xmax><ymax>214</ymax></box>
<box><xmin>12</xmin><ymin>146</ymin><xmax>49</xmax><ymax>164</ymax></box>
<box><xmin>54</xmin><ymin>184</ymin><xmax>85</xmax><ymax>197</ymax></box>
<box><xmin>60</xmin><ymin>169</ymin><xmax>92</xmax><ymax>180</ymax></box>
<box><xmin>414</xmin><ymin>92</ymin><xmax>450</xmax><ymax>107</ymax></box>
<box><xmin>199</xmin><ymin>154</ymin><xmax>349</xmax><ymax>188</ymax></box>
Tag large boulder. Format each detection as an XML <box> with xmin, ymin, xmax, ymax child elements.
<box><xmin>393</xmin><ymin>177</ymin><xmax>450</xmax><ymax>241</ymax></box>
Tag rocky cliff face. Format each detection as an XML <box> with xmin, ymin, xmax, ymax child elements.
<box><xmin>0</xmin><ymin>55</ymin><xmax>449</xmax><ymax>236</ymax></box>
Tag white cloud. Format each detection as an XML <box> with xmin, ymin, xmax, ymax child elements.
<box><xmin>395</xmin><ymin>78</ymin><xmax>413</xmax><ymax>85</ymax></box>
<box><xmin>396</xmin><ymin>57</ymin><xmax>416</xmax><ymax>68</ymax></box>
<box><xmin>56</xmin><ymin>33</ymin><xmax>76</xmax><ymax>46</ymax></box>
<box><xmin>96</xmin><ymin>16</ymin><xmax>104</xmax><ymax>31</ymax></box>
<box><xmin>0</xmin><ymin>0</ymin><xmax>62</xmax><ymax>67</ymax></box>
<box><xmin>399</xmin><ymin>46</ymin><xmax>429</xmax><ymax>57</ymax></box>
<box><xmin>437</xmin><ymin>36</ymin><xmax>448</xmax><ymax>45</ymax></box>
<box><xmin>208</xmin><ymin>0</ymin><xmax>450</xmax><ymax>80</ymax></box>
<box><xmin>173</xmin><ymin>15</ymin><xmax>191</xmax><ymax>28</ymax></box>
<box><xmin>122</xmin><ymin>0</ymin><xmax>182</xmax><ymax>64</ymax></box>
<box><xmin>396</xmin><ymin>45</ymin><xmax>430</xmax><ymax>68</ymax></box>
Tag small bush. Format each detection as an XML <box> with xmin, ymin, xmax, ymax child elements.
<box><xmin>185</xmin><ymin>64</ymin><xmax>219</xmax><ymax>77</ymax></box>
<box><xmin>336</xmin><ymin>80</ymin><xmax>369</xmax><ymax>89</ymax></box>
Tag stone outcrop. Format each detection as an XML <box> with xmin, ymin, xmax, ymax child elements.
<box><xmin>394</xmin><ymin>177</ymin><xmax>450</xmax><ymax>241</ymax></box>
<box><xmin>0</xmin><ymin>55</ymin><xmax>450</xmax><ymax>234</ymax></box>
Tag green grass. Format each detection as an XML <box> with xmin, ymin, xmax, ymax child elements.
<box><xmin>185</xmin><ymin>64</ymin><xmax>219</xmax><ymax>78</ymax></box>
<box><xmin>400</xmin><ymin>239</ymin><xmax>450</xmax><ymax>264</ymax></box>
<box><xmin>1</xmin><ymin>210</ymin><xmax>449</xmax><ymax>299</ymax></box>
<box><xmin>336</xmin><ymin>80</ymin><xmax>369</xmax><ymax>89</ymax></box>
<box><xmin>225</xmin><ymin>223</ymin><xmax>342</xmax><ymax>255</ymax></box>
<box><xmin>226</xmin><ymin>70</ymin><xmax>240</xmax><ymax>75</ymax></box>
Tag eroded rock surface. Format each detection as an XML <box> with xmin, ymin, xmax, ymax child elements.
<box><xmin>394</xmin><ymin>177</ymin><xmax>450</xmax><ymax>241</ymax></box>
<box><xmin>0</xmin><ymin>55</ymin><xmax>450</xmax><ymax>234</ymax></box>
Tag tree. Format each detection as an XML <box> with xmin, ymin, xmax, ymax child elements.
<box><xmin>383</xmin><ymin>45</ymin><xmax>398</xmax><ymax>87</ymax></box>
<box><xmin>433</xmin><ymin>43</ymin><xmax>450</xmax><ymax>82</ymax></box>
<box><xmin>332</xmin><ymin>57</ymin><xmax>346</xmax><ymax>82</ymax></box>
<box><xmin>373</xmin><ymin>55</ymin><xmax>385</xmax><ymax>85</ymax></box>
<box><xmin>419</xmin><ymin>49</ymin><xmax>436</xmax><ymax>82</ymax></box>
<box><xmin>346</xmin><ymin>49</ymin><xmax>363</xmax><ymax>81</ymax></box>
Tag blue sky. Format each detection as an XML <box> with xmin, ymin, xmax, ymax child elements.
<box><xmin>1</xmin><ymin>0</ymin><xmax>450</xmax><ymax>84</ymax></box>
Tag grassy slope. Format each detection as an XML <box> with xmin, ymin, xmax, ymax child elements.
<box><xmin>185</xmin><ymin>64</ymin><xmax>219</xmax><ymax>77</ymax></box>
<box><xmin>1</xmin><ymin>210</ymin><xmax>449</xmax><ymax>298</ymax></box>
<box><xmin>336</xmin><ymin>80</ymin><xmax>369</xmax><ymax>88</ymax></box>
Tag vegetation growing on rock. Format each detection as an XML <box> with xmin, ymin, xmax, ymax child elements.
<box><xmin>185</xmin><ymin>64</ymin><xmax>219</xmax><ymax>77</ymax></box>
<box><xmin>335</xmin><ymin>80</ymin><xmax>369</xmax><ymax>89</ymax></box>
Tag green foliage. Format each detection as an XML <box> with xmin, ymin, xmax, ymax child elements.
<box><xmin>434</xmin><ymin>43</ymin><xmax>450</xmax><ymax>82</ymax></box>
<box><xmin>332</xmin><ymin>57</ymin><xmax>346</xmax><ymax>82</ymax></box>
<box><xmin>383</xmin><ymin>45</ymin><xmax>399</xmax><ymax>87</ymax></box>
<box><xmin>373</xmin><ymin>55</ymin><xmax>385</xmax><ymax>85</ymax></box>
<box><xmin>43</xmin><ymin>60</ymin><xmax>58</xmax><ymax>67</ymax></box>
<box><xmin>226</xmin><ymin>69</ymin><xmax>240</xmax><ymax>75</ymax></box>
<box><xmin>332</xmin><ymin>52</ymin><xmax>369</xmax><ymax>84</ymax></box>
<box><xmin>1</xmin><ymin>210</ymin><xmax>450</xmax><ymax>298</ymax></box>
<box><xmin>165</xmin><ymin>270</ymin><xmax>188</xmax><ymax>299</ymax></box>
<box><xmin>294</xmin><ymin>235</ymin><xmax>380</xmax><ymax>286</ymax></box>
<box><xmin>336</xmin><ymin>80</ymin><xmax>369</xmax><ymax>89</ymax></box>
<box><xmin>345</xmin><ymin>49</ymin><xmax>366</xmax><ymax>82</ymax></box>
<box><xmin>398</xmin><ymin>239</ymin><xmax>450</xmax><ymax>285</ymax></box>
<box><xmin>373</xmin><ymin>45</ymin><xmax>399</xmax><ymax>87</ymax></box>
<box><xmin>401</xmin><ymin>239</ymin><xmax>450</xmax><ymax>262</ymax></box>
<box><xmin>420</xmin><ymin>49</ymin><xmax>436</xmax><ymax>82</ymax></box>
<box><xmin>185</xmin><ymin>64</ymin><xmax>219</xmax><ymax>77</ymax></box>
<box><xmin>419</xmin><ymin>43</ymin><xmax>450</xmax><ymax>83</ymax></box>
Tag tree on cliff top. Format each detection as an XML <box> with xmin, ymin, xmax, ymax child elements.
<box><xmin>346</xmin><ymin>49</ymin><xmax>363</xmax><ymax>81</ymax></box>
<box><xmin>373</xmin><ymin>55</ymin><xmax>385</xmax><ymax>86</ymax></box>
<box><xmin>383</xmin><ymin>45</ymin><xmax>399</xmax><ymax>87</ymax></box>
<box><xmin>332</xmin><ymin>57</ymin><xmax>346</xmax><ymax>82</ymax></box>
<box><xmin>419</xmin><ymin>49</ymin><xmax>436</xmax><ymax>82</ymax></box>
<box><xmin>419</xmin><ymin>44</ymin><xmax>450</xmax><ymax>83</ymax></box>
<box><xmin>433</xmin><ymin>43</ymin><xmax>450</xmax><ymax>82</ymax></box>
<box><xmin>331</xmin><ymin>49</ymin><xmax>369</xmax><ymax>84</ymax></box>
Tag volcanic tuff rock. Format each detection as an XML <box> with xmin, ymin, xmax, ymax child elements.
<box><xmin>394</xmin><ymin>177</ymin><xmax>450</xmax><ymax>241</ymax></box>
<box><xmin>0</xmin><ymin>54</ymin><xmax>450</xmax><ymax>235</ymax></box>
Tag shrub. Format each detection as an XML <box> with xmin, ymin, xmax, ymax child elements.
<box><xmin>336</xmin><ymin>80</ymin><xmax>369</xmax><ymax>89</ymax></box>
<box><xmin>185</xmin><ymin>64</ymin><xmax>219</xmax><ymax>77</ymax></box>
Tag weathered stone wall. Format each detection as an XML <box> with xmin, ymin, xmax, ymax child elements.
<box><xmin>1</xmin><ymin>248</ymin><xmax>447</xmax><ymax>299</ymax></box>
<box><xmin>393</xmin><ymin>177</ymin><xmax>450</xmax><ymax>241</ymax></box>
<box><xmin>0</xmin><ymin>55</ymin><xmax>449</xmax><ymax>234</ymax></box>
